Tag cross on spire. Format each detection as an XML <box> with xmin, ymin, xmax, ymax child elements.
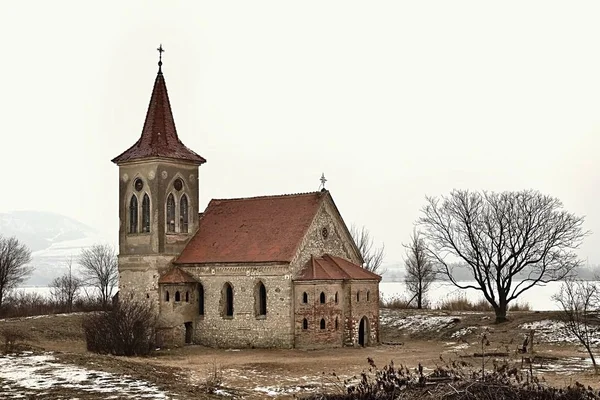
<box><xmin>319</xmin><ymin>173</ymin><xmax>327</xmax><ymax>191</ymax></box>
<box><xmin>157</xmin><ymin>44</ymin><xmax>165</xmax><ymax>72</ymax></box>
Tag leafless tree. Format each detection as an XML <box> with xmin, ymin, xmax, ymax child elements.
<box><xmin>403</xmin><ymin>229</ymin><xmax>436</xmax><ymax>309</ymax></box>
<box><xmin>418</xmin><ymin>189</ymin><xmax>586</xmax><ymax>323</ymax></box>
<box><xmin>552</xmin><ymin>280</ymin><xmax>599</xmax><ymax>373</ymax></box>
<box><xmin>0</xmin><ymin>236</ymin><xmax>32</xmax><ymax>312</ymax></box>
<box><xmin>49</xmin><ymin>257</ymin><xmax>83</xmax><ymax>313</ymax></box>
<box><xmin>78</xmin><ymin>244</ymin><xmax>118</xmax><ymax>309</ymax></box>
<box><xmin>350</xmin><ymin>225</ymin><xmax>385</xmax><ymax>274</ymax></box>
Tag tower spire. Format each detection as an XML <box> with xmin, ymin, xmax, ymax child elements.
<box><xmin>157</xmin><ymin>44</ymin><xmax>165</xmax><ymax>73</ymax></box>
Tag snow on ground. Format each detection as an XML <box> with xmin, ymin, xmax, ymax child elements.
<box><xmin>0</xmin><ymin>352</ymin><xmax>170</xmax><ymax>399</ymax></box>
<box><xmin>519</xmin><ymin>320</ymin><xmax>600</xmax><ymax>345</ymax></box>
<box><xmin>380</xmin><ymin>310</ymin><xmax>460</xmax><ymax>332</ymax></box>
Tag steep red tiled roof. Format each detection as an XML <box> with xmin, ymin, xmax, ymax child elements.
<box><xmin>175</xmin><ymin>191</ymin><xmax>327</xmax><ymax>264</ymax></box>
<box><xmin>112</xmin><ymin>71</ymin><xmax>206</xmax><ymax>164</ymax></box>
<box><xmin>296</xmin><ymin>254</ymin><xmax>381</xmax><ymax>281</ymax></box>
<box><xmin>158</xmin><ymin>267</ymin><xmax>198</xmax><ymax>284</ymax></box>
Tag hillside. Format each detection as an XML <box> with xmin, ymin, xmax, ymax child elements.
<box><xmin>0</xmin><ymin>211</ymin><xmax>114</xmax><ymax>285</ymax></box>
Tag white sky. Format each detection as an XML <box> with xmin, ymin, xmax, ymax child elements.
<box><xmin>1</xmin><ymin>1</ymin><xmax>600</xmax><ymax>268</ymax></box>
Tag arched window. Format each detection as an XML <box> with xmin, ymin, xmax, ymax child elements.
<box><xmin>302</xmin><ymin>318</ymin><xmax>308</xmax><ymax>330</ymax></box>
<box><xmin>142</xmin><ymin>194</ymin><xmax>151</xmax><ymax>233</ymax></box>
<box><xmin>222</xmin><ymin>283</ymin><xmax>234</xmax><ymax>317</ymax></box>
<box><xmin>180</xmin><ymin>194</ymin><xmax>189</xmax><ymax>233</ymax></box>
<box><xmin>320</xmin><ymin>318</ymin><xmax>326</xmax><ymax>330</ymax></box>
<box><xmin>129</xmin><ymin>195</ymin><xmax>138</xmax><ymax>233</ymax></box>
<box><xmin>334</xmin><ymin>292</ymin><xmax>338</xmax><ymax>304</ymax></box>
<box><xmin>255</xmin><ymin>281</ymin><xmax>267</xmax><ymax>317</ymax></box>
<box><xmin>356</xmin><ymin>291</ymin><xmax>360</xmax><ymax>302</ymax></box>
<box><xmin>165</xmin><ymin>291</ymin><xmax>170</xmax><ymax>302</ymax></box>
<box><xmin>166</xmin><ymin>193</ymin><xmax>175</xmax><ymax>232</ymax></box>
<box><xmin>367</xmin><ymin>290</ymin><xmax>370</xmax><ymax>302</ymax></box>
<box><xmin>175</xmin><ymin>291</ymin><xmax>181</xmax><ymax>302</ymax></box>
<box><xmin>185</xmin><ymin>291</ymin><xmax>189</xmax><ymax>302</ymax></box>
<box><xmin>335</xmin><ymin>317</ymin><xmax>339</xmax><ymax>330</ymax></box>
<box><xmin>320</xmin><ymin>292</ymin><xmax>326</xmax><ymax>304</ymax></box>
<box><xmin>198</xmin><ymin>283</ymin><xmax>205</xmax><ymax>315</ymax></box>
<box><xmin>302</xmin><ymin>292</ymin><xmax>308</xmax><ymax>303</ymax></box>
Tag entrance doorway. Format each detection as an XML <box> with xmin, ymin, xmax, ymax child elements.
<box><xmin>184</xmin><ymin>322</ymin><xmax>193</xmax><ymax>344</ymax></box>
<box><xmin>358</xmin><ymin>317</ymin><xmax>368</xmax><ymax>346</ymax></box>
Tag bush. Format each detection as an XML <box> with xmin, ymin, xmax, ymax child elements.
<box><xmin>82</xmin><ymin>299</ymin><xmax>156</xmax><ymax>356</ymax></box>
<box><xmin>0</xmin><ymin>327</ymin><xmax>32</xmax><ymax>353</ymax></box>
<box><xmin>0</xmin><ymin>290</ymin><xmax>104</xmax><ymax>318</ymax></box>
<box><xmin>380</xmin><ymin>295</ymin><xmax>429</xmax><ymax>309</ymax></box>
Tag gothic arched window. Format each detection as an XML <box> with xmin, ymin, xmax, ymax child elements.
<box><xmin>335</xmin><ymin>292</ymin><xmax>339</xmax><ymax>304</ymax></box>
<box><xmin>185</xmin><ymin>291</ymin><xmax>189</xmax><ymax>302</ymax></box>
<box><xmin>255</xmin><ymin>281</ymin><xmax>267</xmax><ymax>317</ymax></box>
<box><xmin>129</xmin><ymin>195</ymin><xmax>138</xmax><ymax>234</ymax></box>
<box><xmin>320</xmin><ymin>292</ymin><xmax>326</xmax><ymax>304</ymax></box>
<box><xmin>166</xmin><ymin>193</ymin><xmax>175</xmax><ymax>233</ymax></box>
<box><xmin>142</xmin><ymin>194</ymin><xmax>151</xmax><ymax>233</ymax></box>
<box><xmin>180</xmin><ymin>194</ymin><xmax>189</xmax><ymax>233</ymax></box>
<box><xmin>302</xmin><ymin>292</ymin><xmax>308</xmax><ymax>303</ymax></box>
<box><xmin>320</xmin><ymin>318</ymin><xmax>326</xmax><ymax>330</ymax></box>
<box><xmin>302</xmin><ymin>318</ymin><xmax>308</xmax><ymax>330</ymax></box>
<box><xmin>222</xmin><ymin>283</ymin><xmax>234</xmax><ymax>317</ymax></box>
<box><xmin>165</xmin><ymin>290</ymin><xmax>170</xmax><ymax>302</ymax></box>
<box><xmin>175</xmin><ymin>291</ymin><xmax>181</xmax><ymax>302</ymax></box>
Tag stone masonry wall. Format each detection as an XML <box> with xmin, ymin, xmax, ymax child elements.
<box><xmin>293</xmin><ymin>282</ymin><xmax>344</xmax><ymax>349</ymax></box>
<box><xmin>347</xmin><ymin>281</ymin><xmax>380</xmax><ymax>346</ymax></box>
<box><xmin>118</xmin><ymin>254</ymin><xmax>176</xmax><ymax>311</ymax></box>
<box><xmin>170</xmin><ymin>263</ymin><xmax>294</xmax><ymax>348</ymax></box>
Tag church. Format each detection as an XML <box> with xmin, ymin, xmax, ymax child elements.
<box><xmin>111</xmin><ymin>50</ymin><xmax>381</xmax><ymax>349</ymax></box>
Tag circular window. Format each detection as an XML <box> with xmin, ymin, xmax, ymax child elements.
<box><xmin>134</xmin><ymin>178</ymin><xmax>144</xmax><ymax>191</ymax></box>
<box><xmin>321</xmin><ymin>227</ymin><xmax>329</xmax><ymax>239</ymax></box>
<box><xmin>174</xmin><ymin>178</ymin><xmax>183</xmax><ymax>191</ymax></box>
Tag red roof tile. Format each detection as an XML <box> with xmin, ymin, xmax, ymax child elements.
<box><xmin>175</xmin><ymin>192</ymin><xmax>327</xmax><ymax>264</ymax></box>
<box><xmin>112</xmin><ymin>71</ymin><xmax>206</xmax><ymax>165</ymax></box>
<box><xmin>296</xmin><ymin>254</ymin><xmax>381</xmax><ymax>281</ymax></box>
<box><xmin>158</xmin><ymin>267</ymin><xmax>198</xmax><ymax>284</ymax></box>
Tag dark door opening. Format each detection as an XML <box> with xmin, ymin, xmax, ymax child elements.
<box><xmin>185</xmin><ymin>322</ymin><xmax>193</xmax><ymax>344</ymax></box>
<box><xmin>358</xmin><ymin>317</ymin><xmax>368</xmax><ymax>346</ymax></box>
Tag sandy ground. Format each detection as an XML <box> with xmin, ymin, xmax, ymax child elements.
<box><xmin>1</xmin><ymin>309</ymin><xmax>599</xmax><ymax>399</ymax></box>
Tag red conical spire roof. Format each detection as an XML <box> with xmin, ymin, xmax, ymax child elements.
<box><xmin>112</xmin><ymin>67</ymin><xmax>206</xmax><ymax>165</ymax></box>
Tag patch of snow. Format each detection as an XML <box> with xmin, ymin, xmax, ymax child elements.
<box><xmin>451</xmin><ymin>326</ymin><xmax>478</xmax><ymax>338</ymax></box>
<box><xmin>380</xmin><ymin>312</ymin><xmax>460</xmax><ymax>333</ymax></box>
<box><xmin>0</xmin><ymin>353</ymin><xmax>169</xmax><ymax>399</ymax></box>
<box><xmin>519</xmin><ymin>320</ymin><xmax>600</xmax><ymax>345</ymax></box>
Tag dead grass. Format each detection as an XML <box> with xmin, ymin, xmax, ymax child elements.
<box><xmin>380</xmin><ymin>295</ymin><xmax>429</xmax><ymax>309</ymax></box>
<box><xmin>435</xmin><ymin>295</ymin><xmax>531</xmax><ymax>312</ymax></box>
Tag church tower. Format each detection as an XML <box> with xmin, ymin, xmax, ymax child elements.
<box><xmin>111</xmin><ymin>46</ymin><xmax>206</xmax><ymax>303</ymax></box>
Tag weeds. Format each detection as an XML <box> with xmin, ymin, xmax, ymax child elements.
<box><xmin>0</xmin><ymin>290</ymin><xmax>105</xmax><ymax>318</ymax></box>
<box><xmin>436</xmin><ymin>295</ymin><xmax>531</xmax><ymax>312</ymax></box>
<box><xmin>0</xmin><ymin>327</ymin><xmax>32</xmax><ymax>353</ymax></box>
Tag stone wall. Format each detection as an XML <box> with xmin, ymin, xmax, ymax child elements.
<box><xmin>347</xmin><ymin>281</ymin><xmax>380</xmax><ymax>346</ymax></box>
<box><xmin>118</xmin><ymin>254</ymin><xmax>177</xmax><ymax>309</ymax></box>
<box><xmin>293</xmin><ymin>281</ymin><xmax>344</xmax><ymax>348</ymax></box>
<box><xmin>171</xmin><ymin>263</ymin><xmax>294</xmax><ymax>348</ymax></box>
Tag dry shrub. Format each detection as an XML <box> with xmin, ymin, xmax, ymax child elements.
<box><xmin>0</xmin><ymin>290</ymin><xmax>105</xmax><ymax>318</ymax></box>
<box><xmin>0</xmin><ymin>327</ymin><xmax>32</xmax><ymax>353</ymax></box>
<box><xmin>436</xmin><ymin>295</ymin><xmax>494</xmax><ymax>311</ymax></box>
<box><xmin>82</xmin><ymin>299</ymin><xmax>156</xmax><ymax>356</ymax></box>
<box><xmin>380</xmin><ymin>295</ymin><xmax>429</xmax><ymax>309</ymax></box>
<box><xmin>203</xmin><ymin>359</ymin><xmax>223</xmax><ymax>394</ymax></box>
<box><xmin>509</xmin><ymin>301</ymin><xmax>531</xmax><ymax>311</ymax></box>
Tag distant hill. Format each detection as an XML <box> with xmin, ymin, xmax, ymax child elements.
<box><xmin>0</xmin><ymin>211</ymin><xmax>114</xmax><ymax>285</ymax></box>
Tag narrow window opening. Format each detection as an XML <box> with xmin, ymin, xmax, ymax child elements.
<box><xmin>302</xmin><ymin>292</ymin><xmax>308</xmax><ymax>303</ymax></box>
<box><xmin>166</xmin><ymin>193</ymin><xmax>175</xmax><ymax>232</ymax></box>
<box><xmin>356</xmin><ymin>291</ymin><xmax>360</xmax><ymax>302</ymax></box>
<box><xmin>256</xmin><ymin>282</ymin><xmax>267</xmax><ymax>316</ymax></box>
<box><xmin>175</xmin><ymin>291</ymin><xmax>181</xmax><ymax>302</ymax></box>
<box><xmin>142</xmin><ymin>194</ymin><xmax>151</xmax><ymax>233</ymax></box>
<box><xmin>223</xmin><ymin>283</ymin><xmax>234</xmax><ymax>317</ymax></box>
<box><xmin>366</xmin><ymin>291</ymin><xmax>370</xmax><ymax>302</ymax></box>
<box><xmin>129</xmin><ymin>195</ymin><xmax>138</xmax><ymax>233</ymax></box>
<box><xmin>319</xmin><ymin>292</ymin><xmax>326</xmax><ymax>304</ymax></box>
<box><xmin>335</xmin><ymin>292</ymin><xmax>338</xmax><ymax>304</ymax></box>
<box><xmin>180</xmin><ymin>194</ymin><xmax>189</xmax><ymax>233</ymax></box>
<box><xmin>165</xmin><ymin>291</ymin><xmax>170</xmax><ymax>302</ymax></box>
<box><xmin>198</xmin><ymin>283</ymin><xmax>205</xmax><ymax>315</ymax></box>
<box><xmin>335</xmin><ymin>317</ymin><xmax>339</xmax><ymax>330</ymax></box>
<box><xmin>185</xmin><ymin>291</ymin><xmax>189</xmax><ymax>302</ymax></box>
<box><xmin>320</xmin><ymin>318</ymin><xmax>326</xmax><ymax>330</ymax></box>
<box><xmin>302</xmin><ymin>318</ymin><xmax>308</xmax><ymax>330</ymax></box>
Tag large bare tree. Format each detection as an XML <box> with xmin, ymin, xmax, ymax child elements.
<box><xmin>0</xmin><ymin>235</ymin><xmax>33</xmax><ymax>312</ymax></box>
<box><xmin>403</xmin><ymin>229</ymin><xmax>436</xmax><ymax>309</ymax></box>
<box><xmin>350</xmin><ymin>225</ymin><xmax>385</xmax><ymax>274</ymax></box>
<box><xmin>78</xmin><ymin>244</ymin><xmax>118</xmax><ymax>309</ymax></box>
<box><xmin>418</xmin><ymin>189</ymin><xmax>586</xmax><ymax>323</ymax></box>
<box><xmin>50</xmin><ymin>257</ymin><xmax>83</xmax><ymax>313</ymax></box>
<box><xmin>552</xmin><ymin>279</ymin><xmax>599</xmax><ymax>373</ymax></box>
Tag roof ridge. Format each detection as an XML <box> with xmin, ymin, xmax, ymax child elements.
<box><xmin>211</xmin><ymin>190</ymin><xmax>327</xmax><ymax>203</ymax></box>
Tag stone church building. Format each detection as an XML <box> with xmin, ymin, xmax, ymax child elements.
<box><xmin>111</xmin><ymin>57</ymin><xmax>381</xmax><ymax>349</ymax></box>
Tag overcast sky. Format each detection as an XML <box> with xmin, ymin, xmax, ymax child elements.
<box><xmin>1</xmin><ymin>1</ymin><xmax>600</xmax><ymax>268</ymax></box>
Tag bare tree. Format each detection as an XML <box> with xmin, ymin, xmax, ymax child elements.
<box><xmin>78</xmin><ymin>244</ymin><xmax>118</xmax><ymax>309</ymax></box>
<box><xmin>0</xmin><ymin>236</ymin><xmax>33</xmax><ymax>312</ymax></box>
<box><xmin>350</xmin><ymin>225</ymin><xmax>385</xmax><ymax>274</ymax></box>
<box><xmin>552</xmin><ymin>280</ymin><xmax>599</xmax><ymax>373</ymax></box>
<box><xmin>49</xmin><ymin>257</ymin><xmax>82</xmax><ymax>313</ymax></box>
<box><xmin>418</xmin><ymin>189</ymin><xmax>586</xmax><ymax>323</ymax></box>
<box><xmin>403</xmin><ymin>229</ymin><xmax>436</xmax><ymax>309</ymax></box>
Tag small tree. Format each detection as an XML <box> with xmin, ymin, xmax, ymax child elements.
<box><xmin>553</xmin><ymin>280</ymin><xmax>599</xmax><ymax>374</ymax></box>
<box><xmin>49</xmin><ymin>258</ymin><xmax>82</xmax><ymax>313</ymax></box>
<box><xmin>78</xmin><ymin>244</ymin><xmax>118</xmax><ymax>309</ymax></box>
<box><xmin>403</xmin><ymin>229</ymin><xmax>436</xmax><ymax>309</ymax></box>
<box><xmin>419</xmin><ymin>189</ymin><xmax>587</xmax><ymax>323</ymax></box>
<box><xmin>350</xmin><ymin>225</ymin><xmax>385</xmax><ymax>274</ymax></box>
<box><xmin>0</xmin><ymin>236</ymin><xmax>33</xmax><ymax>312</ymax></box>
